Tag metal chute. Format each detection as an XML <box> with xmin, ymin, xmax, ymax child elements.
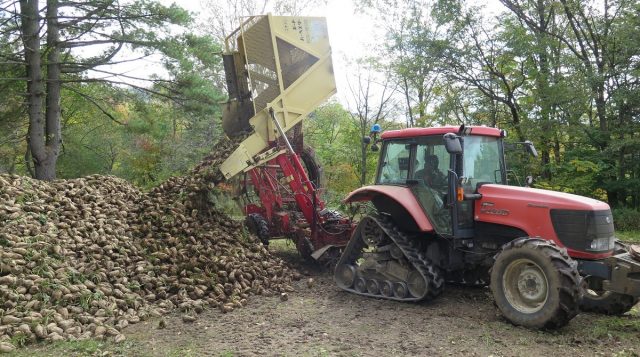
<box><xmin>220</xmin><ymin>15</ymin><xmax>336</xmax><ymax>180</ymax></box>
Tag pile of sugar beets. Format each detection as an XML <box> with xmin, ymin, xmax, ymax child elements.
<box><xmin>0</xmin><ymin>138</ymin><xmax>299</xmax><ymax>352</ymax></box>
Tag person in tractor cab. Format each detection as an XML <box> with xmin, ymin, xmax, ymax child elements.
<box><xmin>413</xmin><ymin>153</ymin><xmax>447</xmax><ymax>221</ymax></box>
<box><xmin>414</xmin><ymin>154</ymin><xmax>447</xmax><ymax>191</ymax></box>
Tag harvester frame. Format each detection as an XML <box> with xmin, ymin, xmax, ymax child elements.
<box><xmin>219</xmin><ymin>15</ymin><xmax>353</xmax><ymax>261</ymax></box>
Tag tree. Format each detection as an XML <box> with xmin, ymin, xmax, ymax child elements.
<box><xmin>0</xmin><ymin>21</ymin><xmax>26</xmax><ymax>174</ymax></box>
<box><xmin>499</xmin><ymin>0</ymin><xmax>562</xmax><ymax>178</ymax></box>
<box><xmin>438</xmin><ymin>10</ymin><xmax>528</xmax><ymax>140</ymax></box>
<box><xmin>304</xmin><ymin>101</ymin><xmax>360</xmax><ymax>203</ymax></box>
<box><xmin>344</xmin><ymin>59</ymin><xmax>399</xmax><ymax>185</ymax></box>
<box><xmin>199</xmin><ymin>0</ymin><xmax>327</xmax><ymax>42</ymax></box>
<box><xmin>357</xmin><ymin>0</ymin><xmax>445</xmax><ymax>127</ymax></box>
<box><xmin>1</xmin><ymin>0</ymin><xmax>216</xmax><ymax>180</ymax></box>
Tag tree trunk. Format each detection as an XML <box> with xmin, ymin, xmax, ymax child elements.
<box><xmin>594</xmin><ymin>83</ymin><xmax>607</xmax><ymax>134</ymax></box>
<box><xmin>19</xmin><ymin>0</ymin><xmax>46</xmax><ymax>178</ymax></box>
<box><xmin>535</xmin><ymin>0</ymin><xmax>552</xmax><ymax>180</ymax></box>
<box><xmin>508</xmin><ymin>104</ymin><xmax>525</xmax><ymax>141</ymax></box>
<box><xmin>360</xmin><ymin>141</ymin><xmax>367</xmax><ymax>185</ymax></box>
<box><xmin>402</xmin><ymin>75</ymin><xmax>414</xmax><ymax>127</ymax></box>
<box><xmin>41</xmin><ymin>0</ymin><xmax>62</xmax><ymax>180</ymax></box>
<box><xmin>20</xmin><ymin>0</ymin><xmax>62</xmax><ymax>181</ymax></box>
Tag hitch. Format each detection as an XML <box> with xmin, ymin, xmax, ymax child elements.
<box><xmin>603</xmin><ymin>251</ymin><xmax>640</xmax><ymax>297</ymax></box>
<box><xmin>578</xmin><ymin>247</ymin><xmax>640</xmax><ymax>298</ymax></box>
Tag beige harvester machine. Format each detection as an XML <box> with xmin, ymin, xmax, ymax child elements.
<box><xmin>219</xmin><ymin>15</ymin><xmax>353</xmax><ymax>261</ymax></box>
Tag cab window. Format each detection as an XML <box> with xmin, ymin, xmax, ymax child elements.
<box><xmin>377</xmin><ymin>141</ymin><xmax>411</xmax><ymax>184</ymax></box>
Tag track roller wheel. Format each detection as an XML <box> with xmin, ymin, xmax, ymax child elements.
<box><xmin>380</xmin><ymin>281</ymin><xmax>394</xmax><ymax>297</ymax></box>
<box><xmin>394</xmin><ymin>282</ymin><xmax>408</xmax><ymax>298</ymax></box>
<box><xmin>407</xmin><ymin>271</ymin><xmax>427</xmax><ymax>298</ymax></box>
<box><xmin>366</xmin><ymin>279</ymin><xmax>380</xmax><ymax>294</ymax></box>
<box><xmin>354</xmin><ymin>278</ymin><xmax>367</xmax><ymax>293</ymax></box>
<box><xmin>335</xmin><ymin>264</ymin><xmax>356</xmax><ymax>289</ymax></box>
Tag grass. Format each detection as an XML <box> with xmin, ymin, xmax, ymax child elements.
<box><xmin>616</xmin><ymin>230</ymin><xmax>640</xmax><ymax>243</ymax></box>
<box><xmin>268</xmin><ymin>238</ymin><xmax>304</xmax><ymax>263</ymax></box>
<box><xmin>165</xmin><ymin>344</ymin><xmax>198</xmax><ymax>357</ymax></box>
<box><xmin>587</xmin><ymin>316</ymin><xmax>640</xmax><ymax>340</ymax></box>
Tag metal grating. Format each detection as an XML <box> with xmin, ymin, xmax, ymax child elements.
<box><xmin>241</xmin><ymin>16</ymin><xmax>281</xmax><ymax>112</ymax></box>
<box><xmin>277</xmin><ymin>38</ymin><xmax>319</xmax><ymax>89</ymax></box>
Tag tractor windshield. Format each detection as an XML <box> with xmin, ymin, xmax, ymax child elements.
<box><xmin>462</xmin><ymin>135</ymin><xmax>505</xmax><ymax>190</ymax></box>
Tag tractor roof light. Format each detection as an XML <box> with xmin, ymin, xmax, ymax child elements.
<box><xmin>370</xmin><ymin>123</ymin><xmax>381</xmax><ymax>134</ymax></box>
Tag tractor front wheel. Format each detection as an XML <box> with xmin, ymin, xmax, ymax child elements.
<box><xmin>490</xmin><ymin>238</ymin><xmax>582</xmax><ymax>329</ymax></box>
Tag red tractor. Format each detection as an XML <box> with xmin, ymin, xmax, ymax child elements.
<box><xmin>335</xmin><ymin>125</ymin><xmax>640</xmax><ymax>329</ymax></box>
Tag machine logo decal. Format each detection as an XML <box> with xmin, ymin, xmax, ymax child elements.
<box><xmin>480</xmin><ymin>207</ymin><xmax>510</xmax><ymax>216</ymax></box>
<box><xmin>606</xmin><ymin>216</ymin><xmax>611</xmax><ymax>224</ymax></box>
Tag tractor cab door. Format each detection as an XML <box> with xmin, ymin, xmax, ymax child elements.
<box><xmin>376</xmin><ymin>135</ymin><xmax>478</xmax><ymax>236</ymax></box>
<box><xmin>452</xmin><ymin>134</ymin><xmax>507</xmax><ymax>238</ymax></box>
<box><xmin>409</xmin><ymin>137</ymin><xmax>452</xmax><ymax>235</ymax></box>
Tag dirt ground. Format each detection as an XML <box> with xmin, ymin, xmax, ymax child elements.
<box><xmin>15</xmin><ymin>240</ymin><xmax>640</xmax><ymax>357</ymax></box>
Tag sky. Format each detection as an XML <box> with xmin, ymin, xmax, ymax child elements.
<box><xmin>150</xmin><ymin>0</ymin><xmax>506</xmax><ymax>112</ymax></box>
<box><xmin>165</xmin><ymin>0</ymin><xmax>381</xmax><ymax>106</ymax></box>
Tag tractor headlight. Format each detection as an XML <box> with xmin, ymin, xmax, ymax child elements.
<box><xmin>588</xmin><ymin>236</ymin><xmax>615</xmax><ymax>251</ymax></box>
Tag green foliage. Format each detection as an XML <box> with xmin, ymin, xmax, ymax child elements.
<box><xmin>0</xmin><ymin>0</ymin><xmax>227</xmax><ymax>185</ymax></box>
<box><xmin>0</xmin><ymin>0</ymin><xmax>226</xmax><ymax>181</ymax></box>
<box><xmin>305</xmin><ymin>102</ymin><xmax>365</xmax><ymax>205</ymax></box>
<box><xmin>613</xmin><ymin>208</ymin><xmax>640</xmax><ymax>232</ymax></box>
<box><xmin>0</xmin><ymin>30</ymin><xmax>27</xmax><ymax>174</ymax></box>
<box><xmin>615</xmin><ymin>230</ymin><xmax>640</xmax><ymax>244</ymax></box>
<box><xmin>355</xmin><ymin>0</ymin><xmax>640</xmax><ymax>211</ymax></box>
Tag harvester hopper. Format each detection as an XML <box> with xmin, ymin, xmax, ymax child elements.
<box><xmin>220</xmin><ymin>15</ymin><xmax>336</xmax><ymax>179</ymax></box>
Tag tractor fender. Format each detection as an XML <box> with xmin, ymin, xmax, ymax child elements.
<box><xmin>344</xmin><ymin>186</ymin><xmax>434</xmax><ymax>232</ymax></box>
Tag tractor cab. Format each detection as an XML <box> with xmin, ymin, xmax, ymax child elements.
<box><xmin>374</xmin><ymin>126</ymin><xmax>506</xmax><ymax>238</ymax></box>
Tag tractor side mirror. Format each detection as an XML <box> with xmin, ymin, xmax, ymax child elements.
<box><xmin>443</xmin><ymin>133</ymin><xmax>462</xmax><ymax>154</ymax></box>
<box><xmin>524</xmin><ymin>140</ymin><xmax>538</xmax><ymax>158</ymax></box>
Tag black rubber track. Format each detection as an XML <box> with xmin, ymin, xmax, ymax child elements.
<box><xmin>490</xmin><ymin>237</ymin><xmax>582</xmax><ymax>329</ymax></box>
<box><xmin>334</xmin><ymin>214</ymin><xmax>444</xmax><ymax>302</ymax></box>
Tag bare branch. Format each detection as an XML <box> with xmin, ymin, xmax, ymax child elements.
<box><xmin>61</xmin><ymin>84</ymin><xmax>125</xmax><ymax>125</ymax></box>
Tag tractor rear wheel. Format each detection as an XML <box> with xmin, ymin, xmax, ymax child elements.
<box><xmin>245</xmin><ymin>213</ymin><xmax>270</xmax><ymax>246</ymax></box>
<box><xmin>299</xmin><ymin>145</ymin><xmax>324</xmax><ymax>190</ymax></box>
<box><xmin>580</xmin><ymin>276</ymin><xmax>639</xmax><ymax>315</ymax></box>
<box><xmin>490</xmin><ymin>238</ymin><xmax>581</xmax><ymax>329</ymax></box>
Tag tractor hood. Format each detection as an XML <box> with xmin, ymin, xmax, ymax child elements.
<box><xmin>475</xmin><ymin>184</ymin><xmax>612</xmax><ymax>259</ymax></box>
<box><xmin>476</xmin><ymin>184</ymin><xmax>610</xmax><ymax>212</ymax></box>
